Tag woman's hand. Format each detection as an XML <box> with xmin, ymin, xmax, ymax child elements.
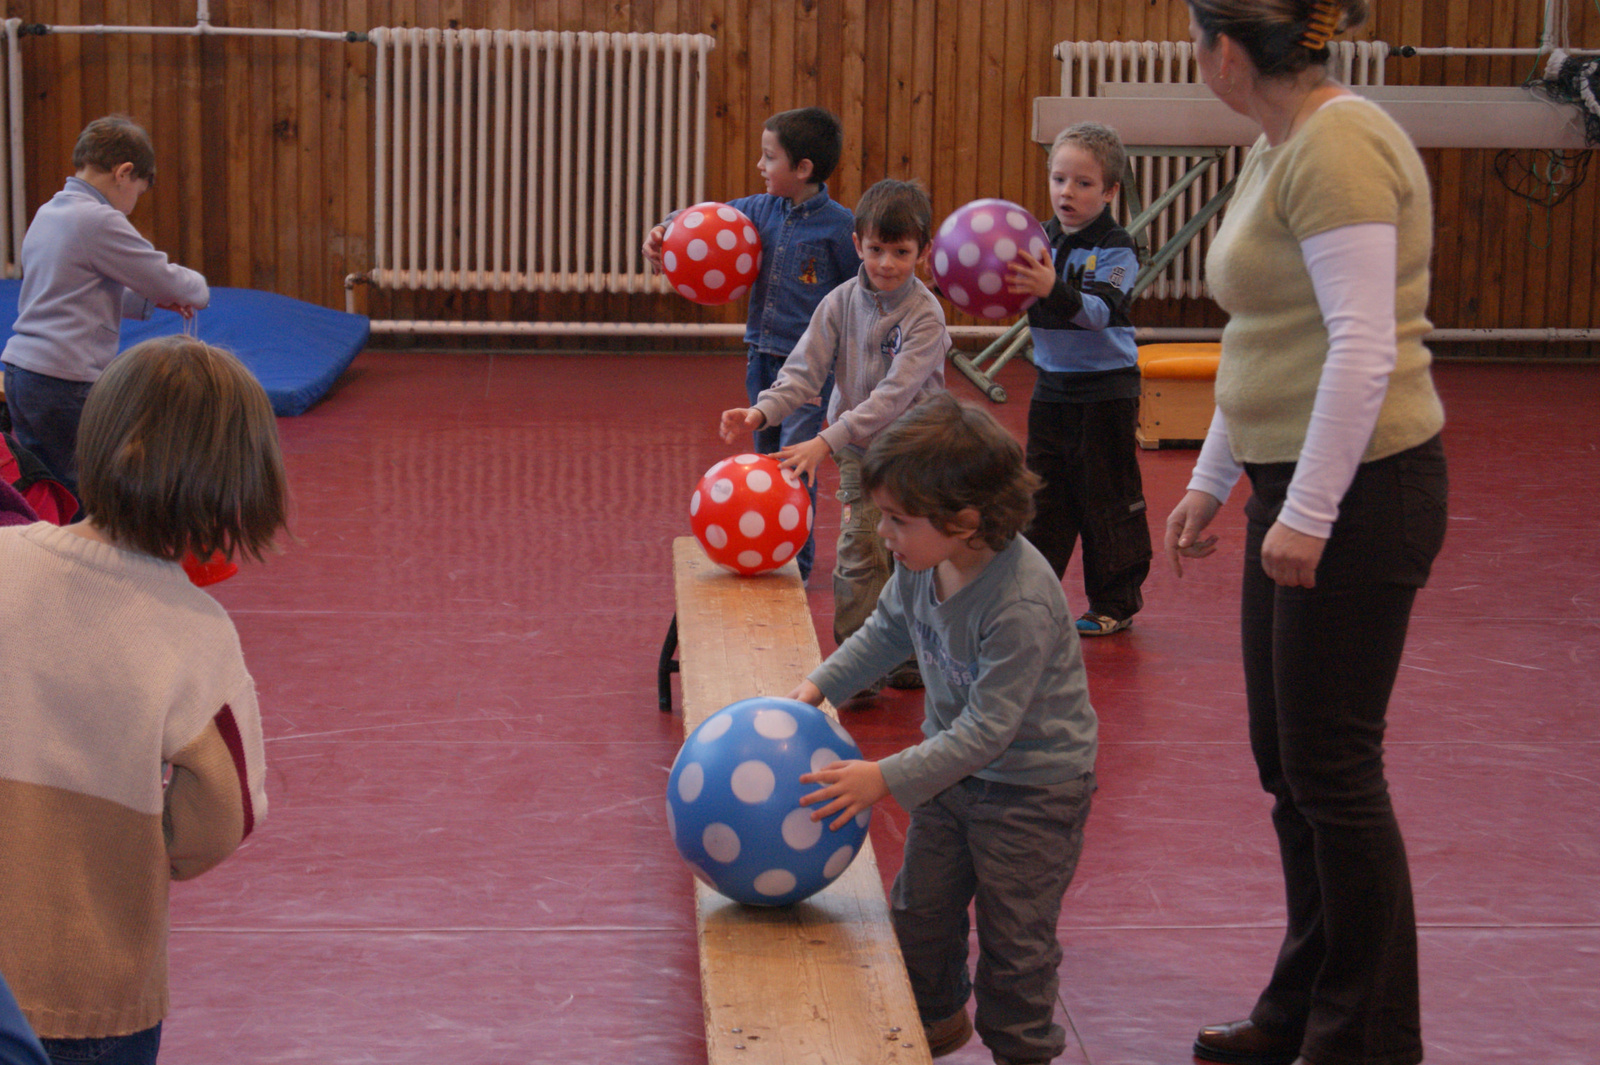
<box><xmin>1260</xmin><ymin>521</ymin><xmax>1326</xmax><ymax>588</ymax></box>
<box><xmin>1164</xmin><ymin>490</ymin><xmax>1223</xmax><ymax>578</ymax></box>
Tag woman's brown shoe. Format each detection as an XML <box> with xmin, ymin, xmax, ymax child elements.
<box><xmin>1192</xmin><ymin>1018</ymin><xmax>1300</xmax><ymax>1065</ymax></box>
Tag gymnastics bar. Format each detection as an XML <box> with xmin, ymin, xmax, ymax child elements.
<box><xmin>670</xmin><ymin>536</ymin><xmax>933</xmax><ymax>1065</ymax></box>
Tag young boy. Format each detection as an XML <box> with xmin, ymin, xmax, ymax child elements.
<box><xmin>645</xmin><ymin>106</ymin><xmax>860</xmax><ymax>580</ymax></box>
<box><xmin>792</xmin><ymin>393</ymin><xmax>1098</xmax><ymax>1065</ymax></box>
<box><xmin>2</xmin><ymin>115</ymin><xmax>210</xmax><ymax>499</ymax></box>
<box><xmin>720</xmin><ymin>178</ymin><xmax>948</xmax><ymax>688</ymax></box>
<box><xmin>1006</xmin><ymin>121</ymin><xmax>1151</xmax><ymax>637</ymax></box>
<box><xmin>0</xmin><ymin>336</ymin><xmax>284</xmax><ymax>1065</ymax></box>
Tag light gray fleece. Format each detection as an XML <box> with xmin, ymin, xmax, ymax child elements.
<box><xmin>3</xmin><ymin>177</ymin><xmax>210</xmax><ymax>382</ymax></box>
<box><xmin>808</xmin><ymin>536</ymin><xmax>1098</xmax><ymax>811</ymax></box>
<box><xmin>753</xmin><ymin>265</ymin><xmax>949</xmax><ymax>455</ymax></box>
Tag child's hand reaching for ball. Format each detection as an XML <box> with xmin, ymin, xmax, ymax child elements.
<box><xmin>719</xmin><ymin>407</ymin><xmax>765</xmax><ymax>443</ymax></box>
<box><xmin>775</xmin><ymin>436</ymin><xmax>829</xmax><ymax>481</ymax></box>
<box><xmin>800</xmin><ymin>759</ymin><xmax>889</xmax><ymax>830</ymax></box>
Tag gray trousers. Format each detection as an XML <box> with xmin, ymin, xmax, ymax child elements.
<box><xmin>891</xmin><ymin>772</ymin><xmax>1095</xmax><ymax>1064</ymax></box>
<box><xmin>831</xmin><ymin>447</ymin><xmax>890</xmax><ymax>645</ymax></box>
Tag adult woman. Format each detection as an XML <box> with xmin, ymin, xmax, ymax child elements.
<box><xmin>1165</xmin><ymin>3</ymin><xmax>1448</xmax><ymax>1065</ymax></box>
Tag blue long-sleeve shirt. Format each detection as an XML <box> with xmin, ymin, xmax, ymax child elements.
<box><xmin>723</xmin><ymin>186</ymin><xmax>861</xmax><ymax>357</ymax></box>
<box><xmin>808</xmin><ymin>535</ymin><xmax>1098</xmax><ymax>811</ymax></box>
<box><xmin>1027</xmin><ymin>207</ymin><xmax>1140</xmax><ymax>402</ymax></box>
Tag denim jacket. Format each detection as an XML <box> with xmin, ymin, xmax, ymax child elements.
<box><xmin>723</xmin><ymin>186</ymin><xmax>861</xmax><ymax>357</ymax></box>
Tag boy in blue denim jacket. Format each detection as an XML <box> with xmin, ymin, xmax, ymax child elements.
<box><xmin>645</xmin><ymin>107</ymin><xmax>860</xmax><ymax>579</ymax></box>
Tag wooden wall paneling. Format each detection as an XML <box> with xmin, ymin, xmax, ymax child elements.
<box><xmin>836</xmin><ymin>0</ymin><xmax>865</xmax><ymax>208</ymax></box>
<box><xmin>768</xmin><ymin>0</ymin><xmax>793</xmax><ymax>115</ymax></box>
<box><xmin>855</xmin><ymin>0</ymin><xmax>886</xmax><ymax>192</ymax></box>
<box><xmin>907</xmin><ymin>0</ymin><xmax>935</xmax><ymax>206</ymax></box>
<box><xmin>927</xmin><ymin>0</ymin><xmax>957</xmax><ymax>234</ymax></box>
<box><xmin>883</xmin><ymin>1</ymin><xmax>913</xmax><ymax>182</ymax></box>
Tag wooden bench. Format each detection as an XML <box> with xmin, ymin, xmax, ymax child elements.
<box><xmin>670</xmin><ymin>536</ymin><xmax>934</xmax><ymax>1065</ymax></box>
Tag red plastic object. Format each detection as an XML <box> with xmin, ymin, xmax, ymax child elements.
<box><xmin>182</xmin><ymin>549</ymin><xmax>239</xmax><ymax>587</ymax></box>
<box><xmin>661</xmin><ymin>202</ymin><xmax>762</xmax><ymax>306</ymax></box>
<box><xmin>688</xmin><ymin>453</ymin><xmax>812</xmax><ymax>576</ymax></box>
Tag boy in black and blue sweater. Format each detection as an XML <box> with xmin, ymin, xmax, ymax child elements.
<box><xmin>1006</xmin><ymin>121</ymin><xmax>1151</xmax><ymax>637</ymax></box>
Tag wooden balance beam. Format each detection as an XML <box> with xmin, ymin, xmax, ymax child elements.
<box><xmin>670</xmin><ymin>536</ymin><xmax>934</xmax><ymax>1065</ymax></box>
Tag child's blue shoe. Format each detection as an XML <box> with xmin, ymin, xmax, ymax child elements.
<box><xmin>1076</xmin><ymin>612</ymin><xmax>1132</xmax><ymax>637</ymax></box>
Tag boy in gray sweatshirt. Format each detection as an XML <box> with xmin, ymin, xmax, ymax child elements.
<box><xmin>719</xmin><ymin>179</ymin><xmax>948</xmax><ymax>685</ymax></box>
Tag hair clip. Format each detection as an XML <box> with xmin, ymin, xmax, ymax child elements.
<box><xmin>1299</xmin><ymin>0</ymin><xmax>1340</xmax><ymax>51</ymax></box>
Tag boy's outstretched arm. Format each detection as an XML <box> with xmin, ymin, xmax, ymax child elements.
<box><xmin>799</xmin><ymin>760</ymin><xmax>889</xmax><ymax>830</ymax></box>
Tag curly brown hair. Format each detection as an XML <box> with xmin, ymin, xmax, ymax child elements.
<box><xmin>862</xmin><ymin>393</ymin><xmax>1041</xmax><ymax>551</ymax></box>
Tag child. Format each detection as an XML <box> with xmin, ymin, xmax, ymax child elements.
<box><xmin>2</xmin><ymin>115</ymin><xmax>210</xmax><ymax>498</ymax></box>
<box><xmin>793</xmin><ymin>393</ymin><xmax>1097</xmax><ymax>1065</ymax></box>
<box><xmin>644</xmin><ymin>106</ymin><xmax>860</xmax><ymax>580</ymax></box>
<box><xmin>0</xmin><ymin>336</ymin><xmax>284</xmax><ymax>1065</ymax></box>
<box><xmin>1006</xmin><ymin>121</ymin><xmax>1151</xmax><ymax>637</ymax></box>
<box><xmin>720</xmin><ymin>178</ymin><xmax>948</xmax><ymax>689</ymax></box>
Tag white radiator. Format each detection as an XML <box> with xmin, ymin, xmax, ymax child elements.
<box><xmin>1053</xmin><ymin>40</ymin><xmax>1389</xmax><ymax>299</ymax></box>
<box><xmin>2</xmin><ymin>19</ymin><xmax>26</xmax><ymax>279</ymax></box>
<box><xmin>361</xmin><ymin>27</ymin><xmax>713</xmax><ymax>314</ymax></box>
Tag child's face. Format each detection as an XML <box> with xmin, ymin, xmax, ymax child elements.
<box><xmin>1048</xmin><ymin>143</ymin><xmax>1116</xmax><ymax>229</ymax></box>
<box><xmin>757</xmin><ymin>129</ymin><xmax>812</xmax><ymax>202</ymax></box>
<box><xmin>853</xmin><ymin>228</ymin><xmax>927</xmax><ymax>293</ymax></box>
<box><xmin>871</xmin><ymin>489</ymin><xmax>970</xmax><ymax>573</ymax></box>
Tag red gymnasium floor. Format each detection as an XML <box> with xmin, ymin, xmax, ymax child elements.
<box><xmin>167</xmin><ymin>351</ymin><xmax>1598</xmax><ymax>1065</ymax></box>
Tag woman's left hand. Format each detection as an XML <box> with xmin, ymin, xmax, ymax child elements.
<box><xmin>1261</xmin><ymin>520</ymin><xmax>1326</xmax><ymax>588</ymax></box>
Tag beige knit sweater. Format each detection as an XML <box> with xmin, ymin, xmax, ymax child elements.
<box><xmin>0</xmin><ymin>523</ymin><xmax>268</xmax><ymax>1039</ymax></box>
<box><xmin>1206</xmin><ymin>97</ymin><xmax>1445</xmax><ymax>464</ymax></box>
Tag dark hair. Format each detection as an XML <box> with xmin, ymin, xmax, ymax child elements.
<box><xmin>72</xmin><ymin>115</ymin><xmax>157</xmax><ymax>182</ymax></box>
<box><xmin>77</xmin><ymin>337</ymin><xmax>288</xmax><ymax>563</ymax></box>
<box><xmin>862</xmin><ymin>393</ymin><xmax>1041</xmax><ymax>551</ymax></box>
<box><xmin>763</xmin><ymin>107</ymin><xmax>844</xmax><ymax>184</ymax></box>
<box><xmin>854</xmin><ymin>178</ymin><xmax>934</xmax><ymax>249</ymax></box>
<box><xmin>1049</xmin><ymin>121</ymin><xmax>1128</xmax><ymax>192</ymax></box>
<box><xmin>1187</xmin><ymin>0</ymin><xmax>1369</xmax><ymax>78</ymax></box>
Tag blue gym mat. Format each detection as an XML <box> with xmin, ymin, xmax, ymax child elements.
<box><xmin>0</xmin><ymin>282</ymin><xmax>370</xmax><ymax>417</ymax></box>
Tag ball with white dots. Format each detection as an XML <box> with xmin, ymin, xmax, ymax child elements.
<box><xmin>689</xmin><ymin>453</ymin><xmax>813</xmax><ymax>576</ymax></box>
<box><xmin>930</xmin><ymin>197</ymin><xmax>1052</xmax><ymax>320</ymax></box>
<box><xmin>667</xmin><ymin>696</ymin><xmax>871</xmax><ymax>907</ymax></box>
<box><xmin>662</xmin><ymin>202</ymin><xmax>763</xmax><ymax>306</ymax></box>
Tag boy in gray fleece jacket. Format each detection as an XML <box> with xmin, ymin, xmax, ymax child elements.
<box><xmin>794</xmin><ymin>393</ymin><xmax>1097</xmax><ymax>1065</ymax></box>
<box><xmin>720</xmin><ymin>179</ymin><xmax>948</xmax><ymax>678</ymax></box>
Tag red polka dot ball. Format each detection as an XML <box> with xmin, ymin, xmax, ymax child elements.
<box><xmin>662</xmin><ymin>202</ymin><xmax>762</xmax><ymax>306</ymax></box>
<box><xmin>930</xmin><ymin>198</ymin><xmax>1051</xmax><ymax>320</ymax></box>
<box><xmin>689</xmin><ymin>453</ymin><xmax>812</xmax><ymax>576</ymax></box>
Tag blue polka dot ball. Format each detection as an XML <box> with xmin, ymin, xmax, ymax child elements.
<box><xmin>667</xmin><ymin>696</ymin><xmax>871</xmax><ymax>907</ymax></box>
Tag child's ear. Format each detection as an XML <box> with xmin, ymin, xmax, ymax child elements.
<box><xmin>952</xmin><ymin>506</ymin><xmax>983</xmax><ymax>538</ymax></box>
<box><xmin>794</xmin><ymin>157</ymin><xmax>815</xmax><ymax>183</ymax></box>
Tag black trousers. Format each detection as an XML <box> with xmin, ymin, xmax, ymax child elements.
<box><xmin>1241</xmin><ymin>435</ymin><xmax>1447</xmax><ymax>1065</ymax></box>
<box><xmin>1023</xmin><ymin>396</ymin><xmax>1151</xmax><ymax>620</ymax></box>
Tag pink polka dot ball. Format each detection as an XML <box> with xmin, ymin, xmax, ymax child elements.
<box><xmin>662</xmin><ymin>202</ymin><xmax>762</xmax><ymax>306</ymax></box>
<box><xmin>930</xmin><ymin>198</ymin><xmax>1051</xmax><ymax>320</ymax></box>
<box><xmin>689</xmin><ymin>453</ymin><xmax>813</xmax><ymax>576</ymax></box>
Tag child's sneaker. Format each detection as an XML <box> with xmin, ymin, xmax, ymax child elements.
<box><xmin>1076</xmin><ymin>611</ymin><xmax>1132</xmax><ymax>637</ymax></box>
<box><xmin>924</xmin><ymin>1008</ymin><xmax>973</xmax><ymax>1057</ymax></box>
